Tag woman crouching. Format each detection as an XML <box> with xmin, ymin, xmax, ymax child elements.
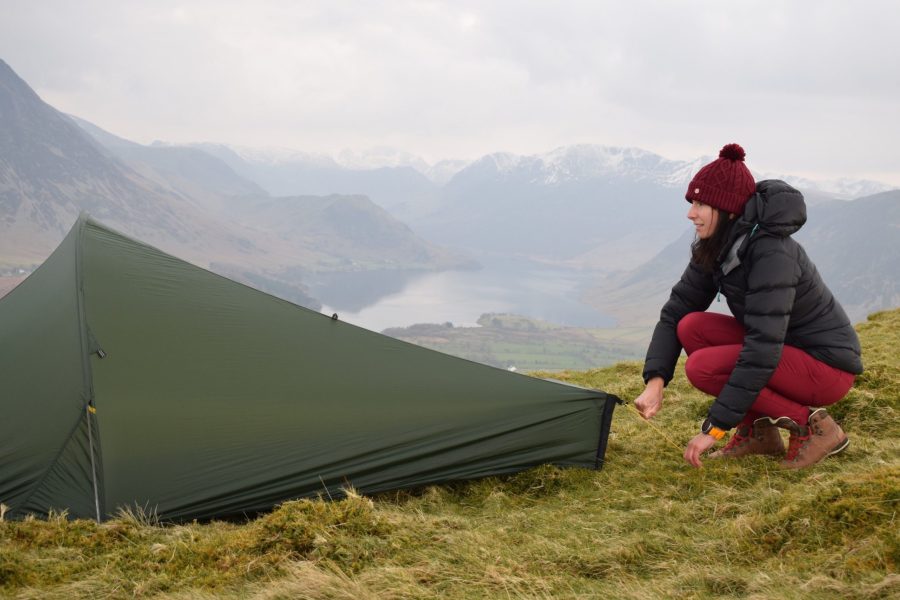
<box><xmin>634</xmin><ymin>143</ymin><xmax>863</xmax><ymax>469</ymax></box>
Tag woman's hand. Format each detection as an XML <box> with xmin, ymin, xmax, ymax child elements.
<box><xmin>634</xmin><ymin>377</ymin><xmax>664</xmax><ymax>419</ymax></box>
<box><xmin>684</xmin><ymin>433</ymin><xmax>717</xmax><ymax>468</ymax></box>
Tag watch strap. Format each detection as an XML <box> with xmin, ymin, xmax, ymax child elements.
<box><xmin>702</xmin><ymin>418</ymin><xmax>727</xmax><ymax>440</ymax></box>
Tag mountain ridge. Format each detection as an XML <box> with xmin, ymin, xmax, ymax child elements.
<box><xmin>0</xmin><ymin>58</ymin><xmax>243</xmax><ymax>265</ymax></box>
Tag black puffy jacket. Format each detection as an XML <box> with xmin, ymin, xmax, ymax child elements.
<box><xmin>642</xmin><ymin>180</ymin><xmax>863</xmax><ymax>429</ymax></box>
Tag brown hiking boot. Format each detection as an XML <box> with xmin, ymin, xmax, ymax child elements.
<box><xmin>708</xmin><ymin>418</ymin><xmax>785</xmax><ymax>459</ymax></box>
<box><xmin>780</xmin><ymin>408</ymin><xmax>849</xmax><ymax>469</ymax></box>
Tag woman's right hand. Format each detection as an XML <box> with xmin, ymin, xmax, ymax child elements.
<box><xmin>634</xmin><ymin>377</ymin><xmax>664</xmax><ymax>419</ymax></box>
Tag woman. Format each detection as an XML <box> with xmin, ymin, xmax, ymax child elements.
<box><xmin>633</xmin><ymin>143</ymin><xmax>863</xmax><ymax>469</ymax></box>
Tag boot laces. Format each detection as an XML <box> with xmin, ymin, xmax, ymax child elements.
<box><xmin>785</xmin><ymin>430</ymin><xmax>811</xmax><ymax>461</ymax></box>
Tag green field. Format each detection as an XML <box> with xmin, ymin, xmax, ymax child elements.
<box><xmin>383</xmin><ymin>313</ymin><xmax>650</xmax><ymax>371</ymax></box>
<box><xmin>2</xmin><ymin>309</ymin><xmax>898</xmax><ymax>599</ymax></box>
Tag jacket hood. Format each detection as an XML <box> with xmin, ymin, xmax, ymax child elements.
<box><xmin>740</xmin><ymin>179</ymin><xmax>807</xmax><ymax>237</ymax></box>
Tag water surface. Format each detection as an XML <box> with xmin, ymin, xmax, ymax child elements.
<box><xmin>308</xmin><ymin>259</ymin><xmax>614</xmax><ymax>332</ymax></box>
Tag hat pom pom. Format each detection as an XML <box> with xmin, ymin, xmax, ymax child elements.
<box><xmin>719</xmin><ymin>143</ymin><xmax>746</xmax><ymax>161</ymax></box>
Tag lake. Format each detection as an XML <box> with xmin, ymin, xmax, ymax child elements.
<box><xmin>306</xmin><ymin>258</ymin><xmax>615</xmax><ymax>332</ymax></box>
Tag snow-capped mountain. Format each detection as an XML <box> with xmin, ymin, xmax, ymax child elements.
<box><xmin>452</xmin><ymin>145</ymin><xmax>710</xmax><ymax>189</ymax></box>
<box><xmin>770</xmin><ymin>174</ymin><xmax>896</xmax><ymax>200</ymax></box>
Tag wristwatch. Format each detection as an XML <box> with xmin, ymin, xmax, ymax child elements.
<box><xmin>701</xmin><ymin>418</ymin><xmax>727</xmax><ymax>440</ymax></box>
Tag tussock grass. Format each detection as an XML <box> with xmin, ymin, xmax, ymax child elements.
<box><xmin>2</xmin><ymin>309</ymin><xmax>898</xmax><ymax>599</ymax></box>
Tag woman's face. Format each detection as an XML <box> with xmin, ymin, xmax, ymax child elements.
<box><xmin>687</xmin><ymin>200</ymin><xmax>718</xmax><ymax>239</ymax></box>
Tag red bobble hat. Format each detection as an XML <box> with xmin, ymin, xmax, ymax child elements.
<box><xmin>685</xmin><ymin>143</ymin><xmax>756</xmax><ymax>214</ymax></box>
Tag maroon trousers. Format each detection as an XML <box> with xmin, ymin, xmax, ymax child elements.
<box><xmin>677</xmin><ymin>312</ymin><xmax>855</xmax><ymax>427</ymax></box>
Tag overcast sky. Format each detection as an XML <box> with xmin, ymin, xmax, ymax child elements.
<box><xmin>2</xmin><ymin>0</ymin><xmax>899</xmax><ymax>184</ymax></box>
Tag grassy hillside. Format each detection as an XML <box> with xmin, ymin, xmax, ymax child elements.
<box><xmin>2</xmin><ymin>309</ymin><xmax>898</xmax><ymax>599</ymax></box>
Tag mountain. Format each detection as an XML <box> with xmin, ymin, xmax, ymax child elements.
<box><xmin>191</xmin><ymin>143</ymin><xmax>442</xmax><ymax>219</ymax></box>
<box><xmin>409</xmin><ymin>145</ymin><xmax>698</xmax><ymax>268</ymax></box>
<box><xmin>0</xmin><ymin>58</ymin><xmax>263</xmax><ymax>268</ymax></box>
<box><xmin>587</xmin><ymin>189</ymin><xmax>900</xmax><ymax>325</ymax></box>
<box><xmin>68</xmin><ymin>116</ymin><xmax>268</xmax><ymax>210</ymax></box>
<box><xmin>228</xmin><ymin>194</ymin><xmax>473</xmax><ymax>272</ymax></box>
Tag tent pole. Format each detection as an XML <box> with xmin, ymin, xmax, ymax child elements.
<box><xmin>85</xmin><ymin>403</ymin><xmax>101</xmax><ymax>522</ymax></box>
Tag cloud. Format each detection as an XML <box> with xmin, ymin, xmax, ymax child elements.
<box><xmin>2</xmin><ymin>0</ymin><xmax>899</xmax><ymax>183</ymax></box>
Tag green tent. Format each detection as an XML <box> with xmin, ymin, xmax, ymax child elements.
<box><xmin>0</xmin><ymin>215</ymin><xmax>619</xmax><ymax>522</ymax></box>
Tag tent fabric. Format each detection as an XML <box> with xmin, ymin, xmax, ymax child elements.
<box><xmin>1</xmin><ymin>215</ymin><xmax>619</xmax><ymax>522</ymax></box>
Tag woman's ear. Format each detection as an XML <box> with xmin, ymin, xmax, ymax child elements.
<box><xmin>728</xmin><ymin>213</ymin><xmax>737</xmax><ymax>220</ymax></box>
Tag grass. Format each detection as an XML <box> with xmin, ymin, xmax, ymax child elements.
<box><xmin>2</xmin><ymin>309</ymin><xmax>898</xmax><ymax>599</ymax></box>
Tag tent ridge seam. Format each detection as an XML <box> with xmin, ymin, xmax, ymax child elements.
<box><xmin>74</xmin><ymin>216</ymin><xmax>104</xmax><ymax>522</ymax></box>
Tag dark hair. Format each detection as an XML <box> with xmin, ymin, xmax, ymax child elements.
<box><xmin>691</xmin><ymin>209</ymin><xmax>736</xmax><ymax>272</ymax></box>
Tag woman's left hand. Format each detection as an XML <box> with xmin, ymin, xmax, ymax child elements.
<box><xmin>684</xmin><ymin>433</ymin><xmax>718</xmax><ymax>468</ymax></box>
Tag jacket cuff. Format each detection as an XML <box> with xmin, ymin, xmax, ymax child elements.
<box><xmin>705</xmin><ymin>413</ymin><xmax>731</xmax><ymax>431</ymax></box>
<box><xmin>642</xmin><ymin>370</ymin><xmax>670</xmax><ymax>386</ymax></box>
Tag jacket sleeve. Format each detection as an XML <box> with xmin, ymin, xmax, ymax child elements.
<box><xmin>707</xmin><ymin>237</ymin><xmax>799</xmax><ymax>429</ymax></box>
<box><xmin>643</xmin><ymin>260</ymin><xmax>716</xmax><ymax>385</ymax></box>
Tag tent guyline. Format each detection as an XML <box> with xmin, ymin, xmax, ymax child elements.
<box><xmin>1</xmin><ymin>214</ymin><xmax>620</xmax><ymax>522</ymax></box>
